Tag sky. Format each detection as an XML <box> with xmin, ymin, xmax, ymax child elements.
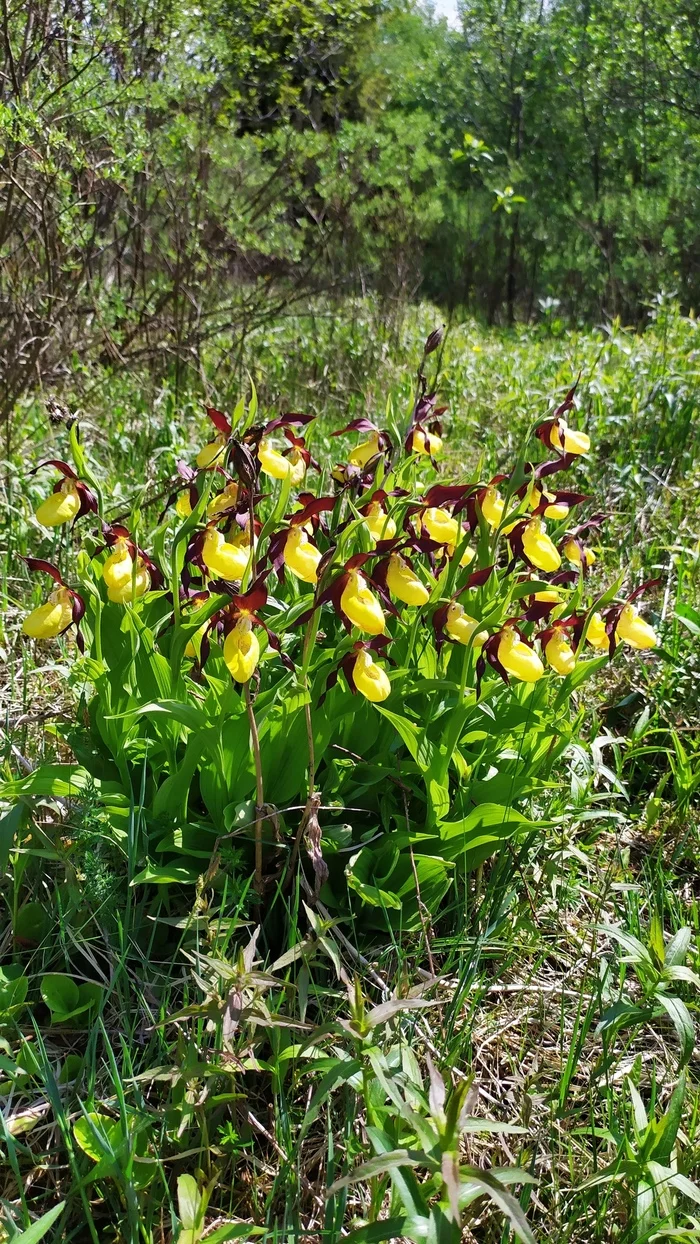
<box><xmin>430</xmin><ymin>0</ymin><xmax>461</xmax><ymax>27</ymax></box>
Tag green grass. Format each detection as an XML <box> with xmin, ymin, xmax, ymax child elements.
<box><xmin>1</xmin><ymin>299</ymin><xmax>699</xmax><ymax>1243</ymax></box>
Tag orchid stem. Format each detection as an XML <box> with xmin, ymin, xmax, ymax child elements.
<box><xmin>245</xmin><ymin>682</ymin><xmax>264</xmax><ymax>893</ymax></box>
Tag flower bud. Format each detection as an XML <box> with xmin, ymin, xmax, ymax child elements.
<box><xmin>386</xmin><ymin>553</ymin><xmax>429</xmax><ymax>606</ymax></box>
<box><xmin>522</xmin><ymin>519</ymin><xmax>561</xmax><ymax>572</ymax></box>
<box><xmin>284</xmin><ymin>526</ymin><xmax>321</xmax><ymax>584</ymax></box>
<box><xmin>616</xmin><ymin>603</ymin><xmax>657</xmax><ymax>650</ymax></box>
<box><xmin>341</xmin><ymin>571</ymin><xmax>385</xmax><ymax>634</ymax></box>
<box><xmin>35</xmin><ymin>481</ymin><xmax>81</xmax><ymax>527</ymax></box>
<box><xmin>23</xmin><ymin>587</ymin><xmax>73</xmax><ymax>638</ymax></box>
<box><xmin>352</xmin><ymin>649</ymin><xmax>391</xmax><ymax>702</ymax></box>
<box><xmin>498</xmin><ymin>627</ymin><xmax>544</xmax><ymax>682</ymax></box>
<box><xmin>423</xmin><ymin>326</ymin><xmax>444</xmax><ymax>356</ymax></box>
<box><xmin>223</xmin><ymin>616</ymin><xmax>260</xmax><ymax>682</ymax></box>
<box><xmin>445</xmin><ymin>602</ymin><xmax>487</xmax><ymax>647</ymax></box>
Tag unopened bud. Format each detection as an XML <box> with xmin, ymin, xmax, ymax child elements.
<box><xmin>424</xmin><ymin>326</ymin><xmax>444</xmax><ymax>356</ymax></box>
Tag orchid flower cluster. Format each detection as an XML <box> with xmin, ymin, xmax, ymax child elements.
<box><xmin>23</xmin><ymin>362</ymin><xmax>658</xmax><ymax>714</ymax></box>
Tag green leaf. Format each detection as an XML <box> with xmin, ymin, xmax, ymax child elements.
<box><xmin>0</xmin><ymin>964</ymin><xmax>29</xmax><ymax>1014</ymax></box>
<box><xmin>664</xmin><ymin>927</ymin><xmax>692</xmax><ymax>967</ymax></box>
<box><xmin>599</xmin><ymin>925</ymin><xmax>655</xmax><ymax>968</ymax></box>
<box><xmin>177</xmin><ymin>1173</ymin><xmax>203</xmax><ymax>1230</ymax></box>
<box><xmin>375</xmin><ymin>706</ymin><xmax>435</xmax><ymax>772</ymax></box>
<box><xmin>342</xmin><ymin>1222</ymin><xmax>407</xmax><ymax>1244</ymax></box>
<box><xmin>73</xmin><ymin>1112</ymin><xmax>121</xmax><ymax>1163</ymax></box>
<box><xmin>651</xmin><ymin>1072</ymin><xmax>686</xmax><ymax>1164</ymax></box>
<box><xmin>460</xmin><ymin>1166</ymin><xmax>537</xmax><ymax>1244</ymax></box>
<box><xmin>435</xmin><ymin>804</ymin><xmax>533</xmax><ymax>867</ymax></box>
<box><xmin>675</xmin><ymin>603</ymin><xmax>700</xmax><ymax>636</ymax></box>
<box><xmin>655</xmin><ymin>993</ymin><xmax>695</xmax><ymax>1066</ymax></box>
<box><xmin>41</xmin><ymin>974</ymin><xmax>80</xmax><ymax>1018</ymax></box>
<box><xmin>13</xmin><ymin>901</ymin><xmax>51</xmax><ymax>946</ymax></box>
<box><xmin>0</xmin><ymin>802</ymin><xmax>29</xmax><ymax>874</ymax></box>
<box><xmin>12</xmin><ymin>1200</ymin><xmax>65</xmax><ymax>1243</ymax></box>
<box><xmin>130</xmin><ymin>864</ymin><xmax>201</xmax><ymax>886</ymax></box>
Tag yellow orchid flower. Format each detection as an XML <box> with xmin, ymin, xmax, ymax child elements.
<box><xmin>23</xmin><ymin>587</ymin><xmax>74</xmax><ymax>638</ymax></box>
<box><xmin>175</xmin><ymin>492</ymin><xmax>193</xmax><ymax>518</ymax></box>
<box><xmin>35</xmin><ymin>480</ymin><xmax>81</xmax><ymax>527</ymax></box>
<box><xmin>201</xmin><ymin>528</ymin><xmax>249</xmax><ymax>581</ymax></box>
<box><xmin>284</xmin><ymin>526</ymin><xmax>321</xmax><ymax>584</ymax></box>
<box><xmin>522</xmin><ymin>519</ymin><xmax>562</xmax><ymax>572</ymax></box>
<box><xmin>349</xmin><ymin>431</ymin><xmax>382</xmax><ymax>468</ymax></box>
<box><xmin>616</xmin><ymin>604</ymin><xmax>657</xmax><ymax>650</ymax></box>
<box><xmin>423</xmin><ymin>506</ymin><xmax>460</xmax><ymax>546</ymax></box>
<box><xmin>364</xmin><ymin>503</ymin><xmax>396</xmax><ymax>543</ymax></box>
<box><xmin>585</xmin><ymin>611</ymin><xmax>610</xmax><ymax>651</ymax></box>
<box><xmin>196</xmin><ymin>434</ymin><xmax>227</xmax><ymax>469</ymax></box>
<box><xmin>544</xmin><ymin>630</ymin><xmax>576</xmax><ymax>675</ymax></box>
<box><xmin>498</xmin><ymin>627</ymin><xmax>544</xmax><ymax>682</ymax></box>
<box><xmin>223</xmin><ymin>615</ymin><xmax>260</xmax><ymax>682</ymax></box>
<box><xmin>412</xmin><ymin>427</ymin><xmax>443</xmax><ymax>456</ymax></box>
<box><xmin>258</xmin><ymin>438</ymin><xmax>292</xmax><ymax>481</ymax></box>
<box><xmin>480</xmin><ymin>486</ymin><xmax>505</xmax><ymax>529</ymax></box>
<box><xmin>352</xmin><ymin>649</ymin><xmax>391</xmax><ymax>702</ymax></box>
<box><xmin>385</xmin><ymin>553</ymin><xmax>429</xmax><ymax>606</ymax></box>
<box><xmin>551</xmin><ymin>422</ymin><xmax>590</xmax><ymax>455</ymax></box>
<box><xmin>445</xmin><ymin>602</ymin><xmax>487</xmax><ymax>647</ymax></box>
<box><xmin>207</xmin><ymin>482</ymin><xmax>239</xmax><ymax>519</ymax></box>
<box><xmin>528</xmin><ymin>485</ymin><xmax>569</xmax><ymax>521</ymax></box>
<box><xmin>563</xmin><ymin>539</ymin><xmax>596</xmax><ymax>567</ymax></box>
<box><xmin>341</xmin><ymin>571</ymin><xmax>385</xmax><ymax>634</ymax></box>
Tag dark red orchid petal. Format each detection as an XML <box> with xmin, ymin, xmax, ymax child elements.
<box><xmin>534</xmin><ymin>453</ymin><xmax>578</xmax><ymax>480</ymax></box>
<box><xmin>344</xmin><ymin>551</ymin><xmax>374</xmax><ymax>572</ymax></box>
<box><xmin>256</xmin><ymin>619</ymin><xmax>295</xmax><ymax>672</ymax></box>
<box><xmin>331</xmin><ymin>418</ymin><xmax>378</xmax><ymax>437</ymax></box>
<box><xmin>483</xmin><ymin>632</ymin><xmax>510</xmax><ymax>686</ymax></box>
<box><xmin>264</xmin><ymin>412</ymin><xmax>314</xmax><ymax>434</ymax></box>
<box><xmin>432</xmin><ymin>602</ymin><xmax>450</xmax><ymax>653</ymax></box>
<box><xmin>267</xmin><ymin>529</ymin><xmax>289</xmax><ymax>582</ymax></box>
<box><xmin>289</xmin><ymin>495</ymin><xmax>336</xmax><ymax>528</ymax></box>
<box><xmin>206</xmin><ymin>406</ymin><xmax>232</xmax><ymax>436</ymax></box>
<box><xmin>75</xmin><ymin>481</ymin><xmax>98</xmax><ymax>519</ymax></box>
<box><xmin>475</xmin><ymin>653</ymin><xmax>487</xmax><ymax>698</ymax></box>
<box><xmin>604</xmin><ymin>603</ymin><xmax>625</xmax><ymax>658</ymax></box>
<box><xmin>412</xmin><ymin>391</ymin><xmax>437</xmax><ymax>426</ymax></box>
<box><xmin>422</xmin><ymin>483</ymin><xmax>472</xmax><ymax>508</ymax></box>
<box><xmin>137</xmin><ymin>550</ymin><xmax>164</xmax><ymax>591</ymax></box>
<box><xmin>69</xmin><ymin>590</ymin><xmax>86</xmax><ymax>626</ymax></box>
<box><xmin>340</xmin><ymin>650</ymin><xmax>359</xmax><ymax>693</ymax></box>
<box><xmin>522</xmin><ymin>601</ymin><xmax>558</xmax><ymax>623</ymax></box>
<box><xmin>554</xmin><ymin>378</ymin><xmax>579</xmax><ymax>419</ymax></box>
<box><xmin>231</xmin><ymin>439</ymin><xmax>258</xmax><ymax>489</ymax></box>
<box><xmin>31</xmin><ymin>459</ymin><xmax>77</xmax><ymax>479</ymax></box>
<box><xmin>551</xmin><ymin>570</ymin><xmax>579</xmax><ymax>586</ymax></box>
<box><xmin>184</xmin><ymin>530</ymin><xmax>207</xmax><ymax>577</ymax></box>
<box><xmin>627</xmin><ymin>577</ymin><xmax>662</xmax><ymax>604</ymax></box>
<box><xmin>23</xmin><ymin>556</ymin><xmax>65</xmax><ymax>585</ymax></box>
<box><xmin>234</xmin><ymin>573</ymin><xmax>269</xmax><ymax>615</ymax></box>
<box><xmin>463</xmin><ymin>564</ymin><xmax>495</xmax><ymax>590</ymax></box>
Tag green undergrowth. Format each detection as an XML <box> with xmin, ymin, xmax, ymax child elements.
<box><xmin>1</xmin><ymin>299</ymin><xmax>699</xmax><ymax>1242</ymax></box>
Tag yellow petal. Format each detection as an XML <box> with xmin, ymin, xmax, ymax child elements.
<box><xmin>107</xmin><ymin>562</ymin><xmax>150</xmax><ymax>603</ymax></box>
<box><xmin>284</xmin><ymin>527</ymin><xmax>321</xmax><ymax>584</ymax></box>
<box><xmin>481</xmin><ymin>487</ymin><xmax>504</xmax><ymax>529</ymax></box>
<box><xmin>176</xmin><ymin>492</ymin><xmax>193</xmax><ymax>518</ymax></box>
<box><xmin>544</xmin><ymin>631</ymin><xmax>576</xmax><ymax>676</ymax></box>
<box><xmin>385</xmin><ymin>553</ymin><xmax>429</xmax><ymax>606</ymax></box>
<box><xmin>586</xmin><ymin>611</ymin><xmax>610</xmax><ymax>651</ymax></box>
<box><xmin>522</xmin><ymin>519</ymin><xmax>561</xmax><ymax>572</ymax></box>
<box><xmin>498</xmin><ymin>628</ymin><xmax>544</xmax><ymax>682</ymax></box>
<box><xmin>423</xmin><ymin>506</ymin><xmax>459</xmax><ymax>546</ymax></box>
<box><xmin>258</xmin><ymin>439</ymin><xmax>291</xmax><ymax>480</ymax></box>
<box><xmin>22</xmin><ymin>589</ymin><xmax>73</xmax><ymax>638</ymax></box>
<box><xmin>616</xmin><ymin>604</ymin><xmax>657</xmax><ymax>650</ymax></box>
<box><xmin>445</xmin><ymin>602</ymin><xmax>487</xmax><ymax>647</ymax></box>
<box><xmin>202</xmin><ymin>529</ymin><xmax>248</xmax><ymax>581</ymax></box>
<box><xmin>551</xmin><ymin>423</ymin><xmax>590</xmax><ymax>455</ymax></box>
<box><xmin>35</xmin><ymin>483</ymin><xmax>81</xmax><ymax>528</ymax></box>
<box><xmin>412</xmin><ymin>428</ymin><xmax>443</xmax><ymax>456</ymax></box>
<box><xmin>349</xmin><ymin>433</ymin><xmax>380</xmax><ymax>468</ymax></box>
<box><xmin>103</xmin><ymin>540</ymin><xmax>134</xmax><ymax>591</ymax></box>
<box><xmin>364</xmin><ymin>505</ymin><xmax>396</xmax><ymax>543</ymax></box>
<box><xmin>207</xmin><ymin>482</ymin><xmax>239</xmax><ymax>518</ymax></box>
<box><xmin>196</xmin><ymin>435</ymin><xmax>226</xmax><ymax>468</ymax></box>
<box><xmin>223</xmin><ymin>618</ymin><xmax>260</xmax><ymax>682</ymax></box>
<box><xmin>340</xmin><ymin>572</ymin><xmax>385</xmax><ymax>635</ymax></box>
<box><xmin>352</xmin><ymin>649</ymin><xmax>391</xmax><ymax>702</ymax></box>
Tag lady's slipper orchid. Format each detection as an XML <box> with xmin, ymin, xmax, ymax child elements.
<box><xmin>352</xmin><ymin>648</ymin><xmax>391</xmax><ymax>702</ymax></box>
<box><xmin>422</xmin><ymin>506</ymin><xmax>459</xmax><ymax>546</ymax></box>
<box><xmin>32</xmin><ymin>461</ymin><xmax>98</xmax><ymax>528</ymax></box>
<box><xmin>207</xmin><ymin>481</ymin><xmax>239</xmax><ymax>518</ymax></box>
<box><xmin>201</xmin><ymin>527</ymin><xmax>250</xmax><ymax>581</ymax></box>
<box><xmin>616</xmin><ymin>603</ymin><xmax>657</xmax><ymax>650</ymax></box>
<box><xmin>496</xmin><ymin>626</ymin><xmax>544</xmax><ymax>682</ymax></box>
<box><xmin>543</xmin><ymin>628</ymin><xmax>576</xmax><ymax>675</ymax></box>
<box><xmin>223</xmin><ymin>615</ymin><xmax>260</xmax><ymax>683</ymax></box>
<box><xmin>196</xmin><ymin>406</ymin><xmax>231</xmax><ymax>469</ymax></box>
<box><xmin>331</xmin><ymin>418</ymin><xmax>392</xmax><ymax>472</ymax></box>
<box><xmin>521</xmin><ymin>519</ymin><xmax>562</xmax><ymax>572</ymax></box>
<box><xmin>340</xmin><ymin>570</ymin><xmax>386</xmax><ymax>634</ymax></box>
<box><xmin>585</xmin><ymin>611</ymin><xmax>610</xmax><ymax>651</ymax></box>
<box><xmin>363</xmin><ymin>500</ymin><xmax>397</xmax><ymax>543</ymax></box>
<box><xmin>528</xmin><ymin>485</ymin><xmax>569</xmax><ymax>521</ymax></box>
<box><xmin>103</xmin><ymin>539</ymin><xmax>151</xmax><ymax>603</ymax></box>
<box><xmin>563</xmin><ymin>537</ymin><xmax>596</xmax><ymax>568</ymax></box>
<box><xmin>21</xmin><ymin>558</ymin><xmax>85</xmax><ymax>648</ymax></box>
<box><xmin>385</xmin><ymin>552</ymin><xmax>429</xmax><ymax>607</ymax></box>
<box><xmin>258</xmin><ymin>438</ymin><xmax>292</xmax><ymax>480</ymax></box>
<box><xmin>480</xmin><ymin>486</ymin><xmax>505</xmax><ymax>529</ymax></box>
<box><xmin>283</xmin><ymin>525</ymin><xmax>322</xmax><ymax>584</ymax></box>
<box><xmin>445</xmin><ymin>602</ymin><xmax>487</xmax><ymax>647</ymax></box>
<box><xmin>412</xmin><ymin>425</ymin><xmax>443</xmax><ymax>457</ymax></box>
<box><xmin>176</xmin><ymin>492</ymin><xmax>193</xmax><ymax>518</ymax></box>
<box><xmin>551</xmin><ymin>422</ymin><xmax>590</xmax><ymax>456</ymax></box>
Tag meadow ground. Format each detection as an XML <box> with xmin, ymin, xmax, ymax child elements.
<box><xmin>1</xmin><ymin>299</ymin><xmax>699</xmax><ymax>1242</ymax></box>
